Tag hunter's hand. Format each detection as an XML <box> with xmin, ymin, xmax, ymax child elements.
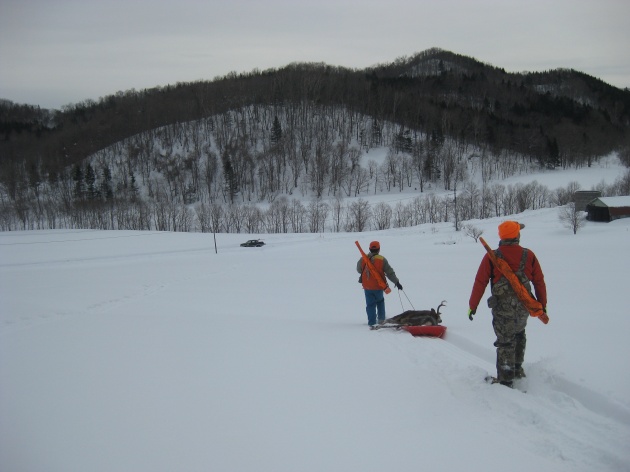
<box><xmin>539</xmin><ymin>306</ymin><xmax>550</xmax><ymax>324</ymax></box>
<box><xmin>468</xmin><ymin>308</ymin><xmax>476</xmax><ymax>321</ymax></box>
<box><xmin>395</xmin><ymin>282</ymin><xmax>403</xmax><ymax>290</ymax></box>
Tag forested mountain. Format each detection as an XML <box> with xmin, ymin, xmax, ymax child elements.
<box><xmin>1</xmin><ymin>48</ymin><xmax>629</xmax><ymax>232</ymax></box>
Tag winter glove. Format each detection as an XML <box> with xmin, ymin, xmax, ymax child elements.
<box><xmin>395</xmin><ymin>282</ymin><xmax>403</xmax><ymax>290</ymax></box>
<box><xmin>468</xmin><ymin>308</ymin><xmax>476</xmax><ymax>321</ymax></box>
<box><xmin>539</xmin><ymin>306</ymin><xmax>550</xmax><ymax>324</ymax></box>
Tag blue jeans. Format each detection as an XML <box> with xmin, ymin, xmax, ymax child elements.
<box><xmin>364</xmin><ymin>289</ymin><xmax>386</xmax><ymax>326</ymax></box>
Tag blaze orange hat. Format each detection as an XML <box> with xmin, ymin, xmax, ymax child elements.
<box><xmin>498</xmin><ymin>221</ymin><xmax>524</xmax><ymax>240</ymax></box>
<box><xmin>369</xmin><ymin>241</ymin><xmax>380</xmax><ymax>251</ymax></box>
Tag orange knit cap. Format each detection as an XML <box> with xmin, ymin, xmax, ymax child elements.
<box><xmin>369</xmin><ymin>241</ymin><xmax>380</xmax><ymax>251</ymax></box>
<box><xmin>498</xmin><ymin>221</ymin><xmax>525</xmax><ymax>240</ymax></box>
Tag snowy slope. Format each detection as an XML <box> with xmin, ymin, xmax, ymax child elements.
<box><xmin>2</xmin><ymin>206</ymin><xmax>630</xmax><ymax>471</ymax></box>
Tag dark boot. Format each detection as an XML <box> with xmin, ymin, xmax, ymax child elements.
<box><xmin>486</xmin><ymin>376</ymin><xmax>513</xmax><ymax>388</ymax></box>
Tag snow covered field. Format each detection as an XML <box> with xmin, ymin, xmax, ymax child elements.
<box><xmin>2</xmin><ymin>161</ymin><xmax>630</xmax><ymax>471</ymax></box>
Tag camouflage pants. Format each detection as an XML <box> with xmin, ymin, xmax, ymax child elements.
<box><xmin>488</xmin><ymin>293</ymin><xmax>529</xmax><ymax>382</ymax></box>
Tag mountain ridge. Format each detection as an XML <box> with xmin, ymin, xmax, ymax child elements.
<box><xmin>0</xmin><ymin>48</ymin><xmax>629</xmax><ymax>232</ymax></box>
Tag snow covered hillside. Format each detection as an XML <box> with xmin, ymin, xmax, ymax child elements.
<box><xmin>1</xmin><ymin>163</ymin><xmax>630</xmax><ymax>471</ymax></box>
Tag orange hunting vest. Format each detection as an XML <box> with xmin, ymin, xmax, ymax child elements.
<box><xmin>360</xmin><ymin>255</ymin><xmax>386</xmax><ymax>291</ymax></box>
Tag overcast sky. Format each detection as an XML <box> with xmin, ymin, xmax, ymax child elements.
<box><xmin>1</xmin><ymin>0</ymin><xmax>629</xmax><ymax>110</ymax></box>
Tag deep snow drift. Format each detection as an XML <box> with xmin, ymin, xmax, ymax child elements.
<box><xmin>2</xmin><ymin>163</ymin><xmax>630</xmax><ymax>472</ymax></box>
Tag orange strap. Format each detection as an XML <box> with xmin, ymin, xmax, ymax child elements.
<box><xmin>480</xmin><ymin>237</ymin><xmax>548</xmax><ymax>324</ymax></box>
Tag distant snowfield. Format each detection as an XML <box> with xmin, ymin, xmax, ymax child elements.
<box><xmin>1</xmin><ymin>160</ymin><xmax>630</xmax><ymax>471</ymax></box>
<box><xmin>349</xmin><ymin>150</ymin><xmax>625</xmax><ymax>207</ymax></box>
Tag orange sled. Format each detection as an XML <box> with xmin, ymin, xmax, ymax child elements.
<box><xmin>404</xmin><ymin>325</ymin><xmax>447</xmax><ymax>338</ymax></box>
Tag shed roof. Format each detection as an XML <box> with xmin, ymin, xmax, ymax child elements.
<box><xmin>588</xmin><ymin>196</ymin><xmax>630</xmax><ymax>208</ymax></box>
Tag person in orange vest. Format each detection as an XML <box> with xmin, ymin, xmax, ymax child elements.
<box><xmin>356</xmin><ymin>241</ymin><xmax>402</xmax><ymax>327</ymax></box>
<box><xmin>468</xmin><ymin>221</ymin><xmax>548</xmax><ymax>387</ymax></box>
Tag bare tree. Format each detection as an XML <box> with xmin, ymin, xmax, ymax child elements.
<box><xmin>558</xmin><ymin>202</ymin><xmax>586</xmax><ymax>234</ymax></box>
<box><xmin>347</xmin><ymin>198</ymin><xmax>371</xmax><ymax>232</ymax></box>
<box><xmin>488</xmin><ymin>183</ymin><xmax>505</xmax><ymax>217</ymax></box>
<box><xmin>463</xmin><ymin>223</ymin><xmax>484</xmax><ymax>242</ymax></box>
<box><xmin>393</xmin><ymin>201</ymin><xmax>412</xmax><ymax>228</ymax></box>
<box><xmin>615</xmin><ymin>169</ymin><xmax>630</xmax><ymax>195</ymax></box>
<box><xmin>411</xmin><ymin>141</ymin><xmax>427</xmax><ymax>192</ymax></box>
<box><xmin>306</xmin><ymin>200</ymin><xmax>329</xmax><ymax>233</ymax></box>
<box><xmin>372</xmin><ymin>202</ymin><xmax>392</xmax><ymax>230</ymax></box>
<box><xmin>330</xmin><ymin>197</ymin><xmax>344</xmax><ymax>233</ymax></box>
<box><xmin>243</xmin><ymin>204</ymin><xmax>263</xmax><ymax>233</ymax></box>
<box><xmin>352</xmin><ymin>167</ymin><xmax>370</xmax><ymax>196</ymax></box>
<box><xmin>552</xmin><ymin>181</ymin><xmax>581</xmax><ymax>206</ymax></box>
<box><xmin>289</xmin><ymin>199</ymin><xmax>307</xmax><ymax>233</ymax></box>
<box><xmin>208</xmin><ymin>202</ymin><xmax>224</xmax><ymax>233</ymax></box>
<box><xmin>195</xmin><ymin>203</ymin><xmax>211</xmax><ymax>232</ymax></box>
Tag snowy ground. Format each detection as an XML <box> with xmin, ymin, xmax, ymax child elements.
<box><xmin>2</xmin><ymin>162</ymin><xmax>630</xmax><ymax>471</ymax></box>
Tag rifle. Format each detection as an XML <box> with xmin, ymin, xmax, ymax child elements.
<box><xmin>355</xmin><ymin>241</ymin><xmax>391</xmax><ymax>294</ymax></box>
<box><xmin>479</xmin><ymin>237</ymin><xmax>549</xmax><ymax>324</ymax></box>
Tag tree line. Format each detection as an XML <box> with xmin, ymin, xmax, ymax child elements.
<box><xmin>2</xmin><ymin>166</ymin><xmax>628</xmax><ymax>233</ymax></box>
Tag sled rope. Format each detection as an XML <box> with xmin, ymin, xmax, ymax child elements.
<box><xmin>398</xmin><ymin>288</ymin><xmax>415</xmax><ymax>311</ymax></box>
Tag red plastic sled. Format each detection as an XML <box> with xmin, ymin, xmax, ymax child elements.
<box><xmin>403</xmin><ymin>325</ymin><xmax>447</xmax><ymax>338</ymax></box>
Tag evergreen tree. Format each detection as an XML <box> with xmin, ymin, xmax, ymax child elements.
<box><xmin>222</xmin><ymin>155</ymin><xmax>238</xmax><ymax>204</ymax></box>
<box><xmin>371</xmin><ymin>120</ymin><xmax>382</xmax><ymax>147</ymax></box>
<box><xmin>85</xmin><ymin>164</ymin><xmax>98</xmax><ymax>200</ymax></box>
<box><xmin>72</xmin><ymin>164</ymin><xmax>84</xmax><ymax>200</ymax></box>
<box><xmin>271</xmin><ymin>116</ymin><xmax>283</xmax><ymax>147</ymax></box>
<box><xmin>129</xmin><ymin>173</ymin><xmax>139</xmax><ymax>201</ymax></box>
<box><xmin>101</xmin><ymin>165</ymin><xmax>114</xmax><ymax>201</ymax></box>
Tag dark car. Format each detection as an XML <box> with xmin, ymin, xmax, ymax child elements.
<box><xmin>240</xmin><ymin>239</ymin><xmax>265</xmax><ymax>247</ymax></box>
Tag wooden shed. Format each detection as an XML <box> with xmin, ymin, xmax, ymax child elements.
<box><xmin>586</xmin><ymin>196</ymin><xmax>630</xmax><ymax>222</ymax></box>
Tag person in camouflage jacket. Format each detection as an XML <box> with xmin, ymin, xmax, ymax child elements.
<box><xmin>468</xmin><ymin>221</ymin><xmax>547</xmax><ymax>387</ymax></box>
